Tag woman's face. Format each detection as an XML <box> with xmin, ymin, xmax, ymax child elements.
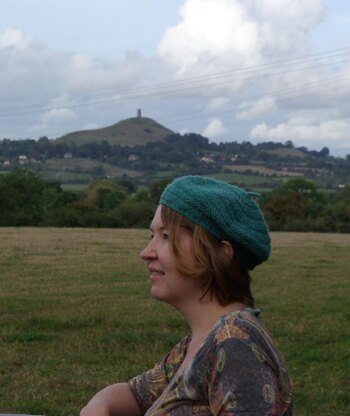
<box><xmin>140</xmin><ymin>205</ymin><xmax>200</xmax><ymax>308</ymax></box>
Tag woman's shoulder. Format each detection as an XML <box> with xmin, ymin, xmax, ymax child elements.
<box><xmin>209</xmin><ymin>307</ymin><xmax>286</xmax><ymax>366</ymax></box>
<box><xmin>213</xmin><ymin>307</ymin><xmax>271</xmax><ymax>343</ymax></box>
<box><xmin>207</xmin><ymin>307</ymin><xmax>290</xmax><ymax>377</ymax></box>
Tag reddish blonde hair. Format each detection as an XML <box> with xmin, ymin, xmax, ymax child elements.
<box><xmin>161</xmin><ymin>205</ymin><xmax>254</xmax><ymax>306</ymax></box>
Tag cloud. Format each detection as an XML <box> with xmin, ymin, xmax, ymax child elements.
<box><xmin>64</xmin><ymin>51</ymin><xmax>148</xmax><ymax>93</ymax></box>
<box><xmin>27</xmin><ymin>108</ymin><xmax>76</xmax><ymax>135</ymax></box>
<box><xmin>0</xmin><ymin>29</ymin><xmax>66</xmax><ymax>106</ymax></box>
<box><xmin>27</xmin><ymin>123</ymin><xmax>48</xmax><ymax>134</ymax></box>
<box><xmin>202</xmin><ymin>117</ymin><xmax>226</xmax><ymax>138</ymax></box>
<box><xmin>0</xmin><ymin>28</ymin><xmax>151</xmax><ymax>138</ymax></box>
<box><xmin>236</xmin><ymin>96</ymin><xmax>276</xmax><ymax>119</ymax></box>
<box><xmin>0</xmin><ymin>28</ymin><xmax>148</xmax><ymax>106</ymax></box>
<box><xmin>42</xmin><ymin>108</ymin><xmax>76</xmax><ymax>124</ymax></box>
<box><xmin>205</xmin><ymin>97</ymin><xmax>231</xmax><ymax>113</ymax></box>
<box><xmin>250</xmin><ymin>112</ymin><xmax>350</xmax><ymax>153</ymax></box>
<box><xmin>0</xmin><ymin>28</ymin><xmax>33</xmax><ymax>49</ymax></box>
<box><xmin>157</xmin><ymin>0</ymin><xmax>325</xmax><ymax>84</ymax></box>
<box><xmin>252</xmin><ymin>0</ymin><xmax>325</xmax><ymax>50</ymax></box>
<box><xmin>158</xmin><ymin>0</ymin><xmax>258</xmax><ymax>77</ymax></box>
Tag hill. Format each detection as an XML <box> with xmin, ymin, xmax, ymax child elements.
<box><xmin>1</xmin><ymin>129</ymin><xmax>349</xmax><ymax>191</ymax></box>
<box><xmin>55</xmin><ymin>116</ymin><xmax>174</xmax><ymax>146</ymax></box>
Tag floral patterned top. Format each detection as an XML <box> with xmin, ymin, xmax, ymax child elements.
<box><xmin>129</xmin><ymin>308</ymin><xmax>293</xmax><ymax>415</ymax></box>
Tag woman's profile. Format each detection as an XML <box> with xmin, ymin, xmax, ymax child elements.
<box><xmin>81</xmin><ymin>175</ymin><xmax>293</xmax><ymax>415</ymax></box>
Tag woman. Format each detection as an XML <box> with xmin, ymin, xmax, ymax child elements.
<box><xmin>81</xmin><ymin>175</ymin><xmax>293</xmax><ymax>416</ymax></box>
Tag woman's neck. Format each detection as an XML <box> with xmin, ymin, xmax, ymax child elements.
<box><xmin>177</xmin><ymin>297</ymin><xmax>247</xmax><ymax>341</ymax></box>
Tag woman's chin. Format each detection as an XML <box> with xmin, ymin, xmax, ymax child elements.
<box><xmin>150</xmin><ymin>286</ymin><xmax>165</xmax><ymax>301</ymax></box>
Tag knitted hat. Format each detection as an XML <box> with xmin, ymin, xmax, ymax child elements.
<box><xmin>160</xmin><ymin>175</ymin><xmax>271</xmax><ymax>270</ymax></box>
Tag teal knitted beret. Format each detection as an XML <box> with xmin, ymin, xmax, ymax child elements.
<box><xmin>160</xmin><ymin>175</ymin><xmax>271</xmax><ymax>270</ymax></box>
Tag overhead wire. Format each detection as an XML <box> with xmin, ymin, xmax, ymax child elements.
<box><xmin>18</xmin><ymin>73</ymin><xmax>350</xmax><ymax>139</ymax></box>
<box><xmin>1</xmin><ymin>46</ymin><xmax>350</xmax><ymax>117</ymax></box>
<box><xmin>159</xmin><ymin>82</ymin><xmax>350</xmax><ymax>126</ymax></box>
<box><xmin>155</xmin><ymin>74</ymin><xmax>350</xmax><ymax>124</ymax></box>
<box><xmin>1</xmin><ymin>46</ymin><xmax>350</xmax><ymax>139</ymax></box>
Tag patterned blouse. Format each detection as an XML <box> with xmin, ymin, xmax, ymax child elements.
<box><xmin>129</xmin><ymin>308</ymin><xmax>293</xmax><ymax>415</ymax></box>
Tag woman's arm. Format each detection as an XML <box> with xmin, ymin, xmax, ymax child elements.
<box><xmin>81</xmin><ymin>334</ymin><xmax>189</xmax><ymax>415</ymax></box>
<box><xmin>80</xmin><ymin>382</ymin><xmax>142</xmax><ymax>416</ymax></box>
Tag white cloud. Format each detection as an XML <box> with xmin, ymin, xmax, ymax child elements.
<box><xmin>252</xmin><ymin>0</ymin><xmax>325</xmax><ymax>51</ymax></box>
<box><xmin>0</xmin><ymin>29</ymin><xmax>66</xmax><ymax>105</ymax></box>
<box><xmin>157</xmin><ymin>0</ymin><xmax>324</xmax><ymax>84</ymax></box>
<box><xmin>64</xmin><ymin>51</ymin><xmax>148</xmax><ymax>93</ymax></box>
<box><xmin>27</xmin><ymin>123</ymin><xmax>48</xmax><ymax>134</ymax></box>
<box><xmin>0</xmin><ymin>28</ymin><xmax>148</xmax><ymax>106</ymax></box>
<box><xmin>205</xmin><ymin>97</ymin><xmax>231</xmax><ymax>113</ymax></box>
<box><xmin>49</xmin><ymin>93</ymin><xmax>71</xmax><ymax>107</ymax></box>
<box><xmin>202</xmin><ymin>117</ymin><xmax>227</xmax><ymax>138</ymax></box>
<box><xmin>0</xmin><ymin>28</ymin><xmax>33</xmax><ymax>49</ymax></box>
<box><xmin>157</xmin><ymin>0</ymin><xmax>259</xmax><ymax>86</ymax></box>
<box><xmin>250</xmin><ymin>113</ymin><xmax>350</xmax><ymax>153</ymax></box>
<box><xmin>0</xmin><ymin>28</ymin><xmax>151</xmax><ymax>138</ymax></box>
<box><xmin>27</xmin><ymin>108</ymin><xmax>76</xmax><ymax>135</ymax></box>
<box><xmin>236</xmin><ymin>96</ymin><xmax>276</xmax><ymax>119</ymax></box>
<box><xmin>42</xmin><ymin>108</ymin><xmax>76</xmax><ymax>124</ymax></box>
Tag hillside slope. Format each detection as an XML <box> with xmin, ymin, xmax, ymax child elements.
<box><xmin>55</xmin><ymin>117</ymin><xmax>174</xmax><ymax>146</ymax></box>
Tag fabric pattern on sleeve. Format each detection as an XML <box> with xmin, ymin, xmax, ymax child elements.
<box><xmin>208</xmin><ymin>338</ymin><xmax>288</xmax><ymax>415</ymax></box>
<box><xmin>129</xmin><ymin>333</ymin><xmax>191</xmax><ymax>414</ymax></box>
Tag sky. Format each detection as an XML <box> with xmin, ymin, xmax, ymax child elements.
<box><xmin>1</xmin><ymin>0</ymin><xmax>350</xmax><ymax>157</ymax></box>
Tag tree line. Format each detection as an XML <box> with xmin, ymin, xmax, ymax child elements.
<box><xmin>0</xmin><ymin>169</ymin><xmax>349</xmax><ymax>232</ymax></box>
<box><xmin>1</xmin><ymin>135</ymin><xmax>349</xmax><ymax>182</ymax></box>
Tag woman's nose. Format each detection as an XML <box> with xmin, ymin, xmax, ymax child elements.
<box><xmin>140</xmin><ymin>240</ymin><xmax>157</xmax><ymax>260</ymax></box>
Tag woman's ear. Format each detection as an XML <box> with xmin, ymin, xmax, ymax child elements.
<box><xmin>220</xmin><ymin>240</ymin><xmax>234</xmax><ymax>260</ymax></box>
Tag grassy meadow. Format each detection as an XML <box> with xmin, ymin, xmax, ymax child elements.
<box><xmin>0</xmin><ymin>228</ymin><xmax>349</xmax><ymax>415</ymax></box>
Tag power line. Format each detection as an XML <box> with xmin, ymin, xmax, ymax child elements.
<box><xmin>155</xmin><ymin>74</ymin><xmax>350</xmax><ymax>123</ymax></box>
<box><xmin>1</xmin><ymin>46</ymin><xmax>350</xmax><ymax>117</ymax></box>
<box><xmin>14</xmin><ymin>74</ymin><xmax>350</xmax><ymax>139</ymax></box>
<box><xmin>2</xmin><ymin>46</ymin><xmax>350</xmax><ymax>139</ymax></box>
<box><xmin>159</xmin><ymin>83</ymin><xmax>350</xmax><ymax>127</ymax></box>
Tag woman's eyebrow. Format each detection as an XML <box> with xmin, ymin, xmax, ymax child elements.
<box><xmin>150</xmin><ymin>225</ymin><xmax>166</xmax><ymax>232</ymax></box>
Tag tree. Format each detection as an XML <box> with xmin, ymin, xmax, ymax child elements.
<box><xmin>260</xmin><ymin>178</ymin><xmax>328</xmax><ymax>231</ymax></box>
<box><xmin>150</xmin><ymin>178</ymin><xmax>173</xmax><ymax>204</ymax></box>
<box><xmin>0</xmin><ymin>169</ymin><xmax>59</xmax><ymax>225</ymax></box>
<box><xmin>83</xmin><ymin>180</ymin><xmax>127</xmax><ymax>209</ymax></box>
<box><xmin>116</xmin><ymin>198</ymin><xmax>154</xmax><ymax>227</ymax></box>
<box><xmin>327</xmin><ymin>185</ymin><xmax>350</xmax><ymax>232</ymax></box>
<box><xmin>319</xmin><ymin>147</ymin><xmax>330</xmax><ymax>157</ymax></box>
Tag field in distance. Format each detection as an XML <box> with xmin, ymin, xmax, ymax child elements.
<box><xmin>0</xmin><ymin>228</ymin><xmax>349</xmax><ymax>415</ymax></box>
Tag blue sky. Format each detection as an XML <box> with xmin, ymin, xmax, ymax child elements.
<box><xmin>0</xmin><ymin>0</ymin><xmax>184</xmax><ymax>58</ymax></box>
<box><xmin>1</xmin><ymin>0</ymin><xmax>350</xmax><ymax>156</ymax></box>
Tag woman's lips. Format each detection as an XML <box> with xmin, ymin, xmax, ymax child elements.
<box><xmin>148</xmin><ymin>268</ymin><xmax>165</xmax><ymax>279</ymax></box>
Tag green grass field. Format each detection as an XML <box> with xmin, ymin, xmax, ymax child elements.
<box><xmin>0</xmin><ymin>229</ymin><xmax>349</xmax><ymax>415</ymax></box>
<box><xmin>40</xmin><ymin>158</ymin><xmax>142</xmax><ymax>183</ymax></box>
<box><xmin>208</xmin><ymin>172</ymin><xmax>283</xmax><ymax>187</ymax></box>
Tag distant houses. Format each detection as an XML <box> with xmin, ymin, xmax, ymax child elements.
<box><xmin>18</xmin><ymin>155</ymin><xmax>28</xmax><ymax>165</ymax></box>
<box><xmin>3</xmin><ymin>159</ymin><xmax>11</xmax><ymax>167</ymax></box>
<box><xmin>0</xmin><ymin>155</ymin><xmax>41</xmax><ymax>168</ymax></box>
